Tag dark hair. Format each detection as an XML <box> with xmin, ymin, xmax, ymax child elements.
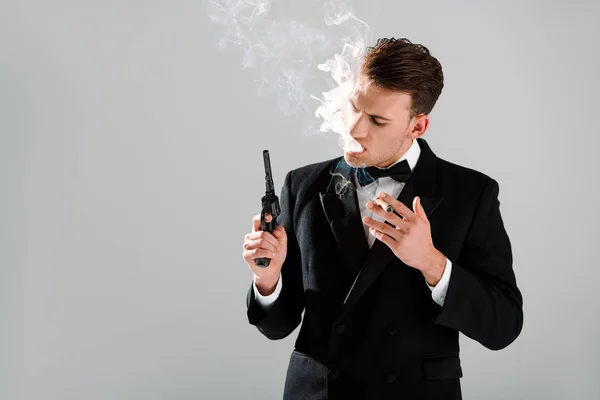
<box><xmin>362</xmin><ymin>38</ymin><xmax>444</xmax><ymax>118</ymax></box>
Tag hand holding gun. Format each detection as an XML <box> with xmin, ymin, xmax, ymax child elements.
<box><xmin>255</xmin><ymin>150</ymin><xmax>281</xmax><ymax>268</ymax></box>
<box><xmin>241</xmin><ymin>150</ymin><xmax>289</xmax><ymax>296</ymax></box>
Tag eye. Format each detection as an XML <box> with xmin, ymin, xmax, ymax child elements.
<box><xmin>370</xmin><ymin>116</ymin><xmax>385</xmax><ymax>126</ymax></box>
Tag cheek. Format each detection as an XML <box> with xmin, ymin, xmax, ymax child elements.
<box><xmin>347</xmin><ymin>111</ymin><xmax>360</xmax><ymax>128</ymax></box>
<box><xmin>375</xmin><ymin>126</ymin><xmax>397</xmax><ymax>142</ymax></box>
<box><xmin>381</xmin><ymin>124</ymin><xmax>408</xmax><ymax>141</ymax></box>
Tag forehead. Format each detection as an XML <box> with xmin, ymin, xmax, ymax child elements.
<box><xmin>351</xmin><ymin>73</ymin><xmax>412</xmax><ymax>112</ymax></box>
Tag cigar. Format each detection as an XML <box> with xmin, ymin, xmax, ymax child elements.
<box><xmin>374</xmin><ymin>197</ymin><xmax>393</xmax><ymax>213</ymax></box>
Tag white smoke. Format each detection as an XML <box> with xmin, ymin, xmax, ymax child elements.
<box><xmin>205</xmin><ymin>0</ymin><xmax>374</xmax><ymax>148</ymax></box>
<box><xmin>312</xmin><ymin>3</ymin><xmax>370</xmax><ymax>153</ymax></box>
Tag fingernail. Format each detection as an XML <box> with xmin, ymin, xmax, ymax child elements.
<box><xmin>380</xmin><ymin>193</ymin><xmax>386</xmax><ymax>198</ymax></box>
<box><xmin>366</xmin><ymin>202</ymin><xmax>373</xmax><ymax>209</ymax></box>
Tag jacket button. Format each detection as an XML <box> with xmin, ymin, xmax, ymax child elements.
<box><xmin>385</xmin><ymin>373</ymin><xmax>397</xmax><ymax>383</ymax></box>
<box><xmin>328</xmin><ymin>369</ymin><xmax>340</xmax><ymax>380</ymax></box>
<box><xmin>336</xmin><ymin>324</ymin><xmax>346</xmax><ymax>335</ymax></box>
<box><xmin>385</xmin><ymin>325</ymin><xmax>397</xmax><ymax>336</ymax></box>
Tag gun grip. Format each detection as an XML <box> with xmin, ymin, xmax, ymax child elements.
<box><xmin>256</xmin><ymin>210</ymin><xmax>275</xmax><ymax>268</ymax></box>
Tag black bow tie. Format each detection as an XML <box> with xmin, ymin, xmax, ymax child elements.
<box><xmin>357</xmin><ymin>159</ymin><xmax>412</xmax><ymax>186</ymax></box>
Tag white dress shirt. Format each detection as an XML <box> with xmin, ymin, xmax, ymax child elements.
<box><xmin>254</xmin><ymin>139</ymin><xmax>452</xmax><ymax>310</ymax></box>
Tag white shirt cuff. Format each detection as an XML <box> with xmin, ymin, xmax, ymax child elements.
<box><xmin>253</xmin><ymin>275</ymin><xmax>283</xmax><ymax>311</ymax></box>
<box><xmin>426</xmin><ymin>258</ymin><xmax>452</xmax><ymax>306</ymax></box>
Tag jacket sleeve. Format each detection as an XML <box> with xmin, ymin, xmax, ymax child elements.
<box><xmin>434</xmin><ymin>178</ymin><xmax>524</xmax><ymax>350</ymax></box>
<box><xmin>246</xmin><ymin>170</ymin><xmax>305</xmax><ymax>340</ymax></box>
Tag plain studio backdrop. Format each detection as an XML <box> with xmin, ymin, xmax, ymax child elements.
<box><xmin>2</xmin><ymin>0</ymin><xmax>599</xmax><ymax>399</ymax></box>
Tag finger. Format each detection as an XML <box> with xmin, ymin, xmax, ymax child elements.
<box><xmin>246</xmin><ymin>247</ymin><xmax>278</xmax><ymax>260</ymax></box>
<box><xmin>246</xmin><ymin>231</ymin><xmax>279</xmax><ymax>249</ymax></box>
<box><xmin>252</xmin><ymin>213</ymin><xmax>273</xmax><ymax>232</ymax></box>
<box><xmin>368</xmin><ymin>226</ymin><xmax>396</xmax><ymax>246</ymax></box>
<box><xmin>362</xmin><ymin>216</ymin><xmax>402</xmax><ymax>239</ymax></box>
<box><xmin>244</xmin><ymin>237</ymin><xmax>279</xmax><ymax>254</ymax></box>
<box><xmin>377</xmin><ymin>192</ymin><xmax>416</xmax><ymax>222</ymax></box>
<box><xmin>367</xmin><ymin>200</ymin><xmax>409</xmax><ymax>231</ymax></box>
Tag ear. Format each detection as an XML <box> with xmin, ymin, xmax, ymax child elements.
<box><xmin>409</xmin><ymin>114</ymin><xmax>430</xmax><ymax>139</ymax></box>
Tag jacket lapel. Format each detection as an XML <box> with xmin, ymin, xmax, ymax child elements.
<box><xmin>319</xmin><ymin>160</ymin><xmax>371</xmax><ymax>276</ymax></box>
<box><xmin>329</xmin><ymin>138</ymin><xmax>444</xmax><ymax>320</ymax></box>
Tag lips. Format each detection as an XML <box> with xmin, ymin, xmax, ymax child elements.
<box><xmin>349</xmin><ymin>148</ymin><xmax>365</xmax><ymax>155</ymax></box>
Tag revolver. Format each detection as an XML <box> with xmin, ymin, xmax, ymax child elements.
<box><xmin>255</xmin><ymin>150</ymin><xmax>281</xmax><ymax>268</ymax></box>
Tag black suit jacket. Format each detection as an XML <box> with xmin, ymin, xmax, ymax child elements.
<box><xmin>246</xmin><ymin>138</ymin><xmax>524</xmax><ymax>400</ymax></box>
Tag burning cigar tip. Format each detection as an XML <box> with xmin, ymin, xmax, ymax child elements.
<box><xmin>374</xmin><ymin>197</ymin><xmax>393</xmax><ymax>213</ymax></box>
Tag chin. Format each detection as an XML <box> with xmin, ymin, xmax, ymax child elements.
<box><xmin>344</xmin><ymin>151</ymin><xmax>368</xmax><ymax>168</ymax></box>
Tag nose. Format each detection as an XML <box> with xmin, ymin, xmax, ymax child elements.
<box><xmin>349</xmin><ymin>112</ymin><xmax>368</xmax><ymax>140</ymax></box>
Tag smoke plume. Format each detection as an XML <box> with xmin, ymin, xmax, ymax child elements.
<box><xmin>205</xmin><ymin>0</ymin><xmax>374</xmax><ymax>150</ymax></box>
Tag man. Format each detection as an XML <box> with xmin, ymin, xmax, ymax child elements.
<box><xmin>242</xmin><ymin>38</ymin><xmax>523</xmax><ymax>400</ymax></box>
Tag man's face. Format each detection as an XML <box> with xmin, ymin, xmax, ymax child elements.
<box><xmin>343</xmin><ymin>73</ymin><xmax>429</xmax><ymax>169</ymax></box>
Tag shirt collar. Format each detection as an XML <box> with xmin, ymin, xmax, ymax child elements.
<box><xmin>385</xmin><ymin>138</ymin><xmax>421</xmax><ymax>172</ymax></box>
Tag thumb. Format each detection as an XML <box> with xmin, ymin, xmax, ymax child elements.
<box><xmin>274</xmin><ymin>226</ymin><xmax>288</xmax><ymax>242</ymax></box>
<box><xmin>413</xmin><ymin>196</ymin><xmax>428</xmax><ymax>221</ymax></box>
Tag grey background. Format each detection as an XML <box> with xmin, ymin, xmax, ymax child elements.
<box><xmin>2</xmin><ymin>0</ymin><xmax>599</xmax><ymax>399</ymax></box>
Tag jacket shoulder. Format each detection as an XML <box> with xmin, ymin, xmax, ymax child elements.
<box><xmin>285</xmin><ymin>156</ymin><xmax>343</xmax><ymax>193</ymax></box>
<box><xmin>437</xmin><ymin>157</ymin><xmax>499</xmax><ymax>192</ymax></box>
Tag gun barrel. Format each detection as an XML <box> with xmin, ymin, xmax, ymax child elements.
<box><xmin>263</xmin><ymin>150</ymin><xmax>274</xmax><ymax>192</ymax></box>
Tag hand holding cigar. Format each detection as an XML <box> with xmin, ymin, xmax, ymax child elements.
<box><xmin>363</xmin><ymin>192</ymin><xmax>446</xmax><ymax>277</ymax></box>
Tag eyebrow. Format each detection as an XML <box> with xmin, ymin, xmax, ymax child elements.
<box><xmin>349</xmin><ymin>99</ymin><xmax>392</xmax><ymax>122</ymax></box>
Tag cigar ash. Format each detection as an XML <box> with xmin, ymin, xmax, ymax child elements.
<box><xmin>374</xmin><ymin>197</ymin><xmax>394</xmax><ymax>213</ymax></box>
